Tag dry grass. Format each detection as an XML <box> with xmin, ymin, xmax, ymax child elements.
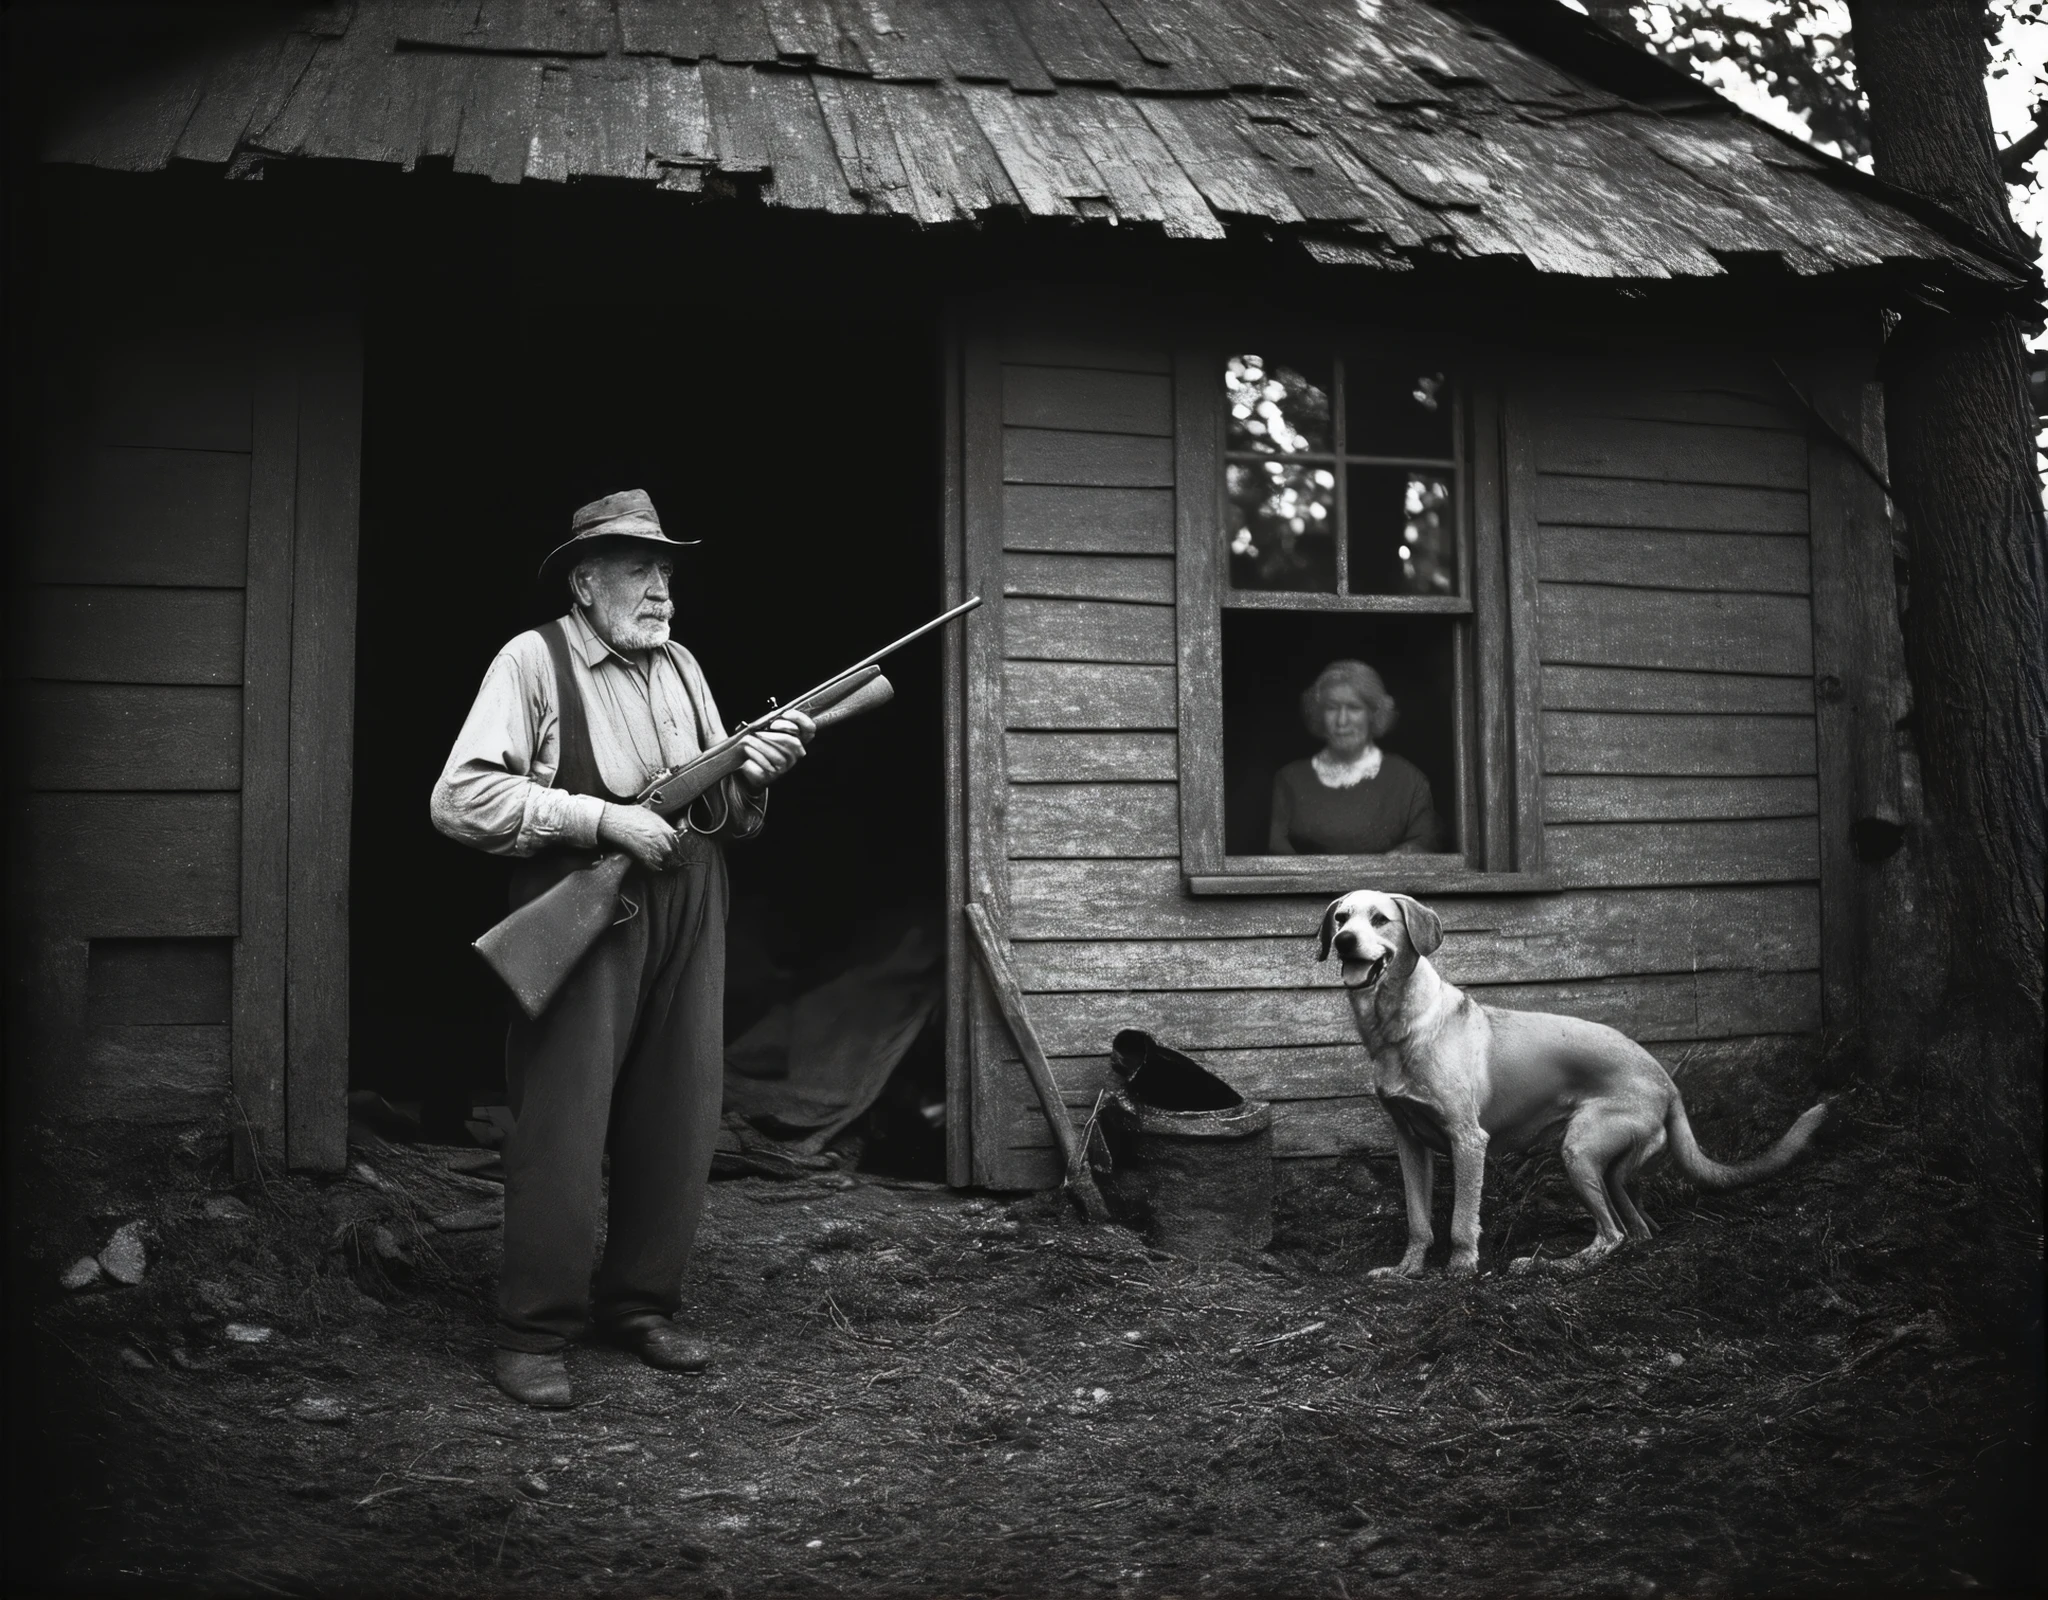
<box><xmin>10</xmin><ymin>1087</ymin><xmax>2041</xmax><ymax>1599</ymax></box>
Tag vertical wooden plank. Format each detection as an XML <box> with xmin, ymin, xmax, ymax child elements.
<box><xmin>1802</xmin><ymin>359</ymin><xmax>1908</xmax><ymax>1031</ymax></box>
<box><xmin>941</xmin><ymin>322</ymin><xmax>973</xmax><ymax>1188</ymax></box>
<box><xmin>1471</xmin><ymin>385</ymin><xmax>1512</xmax><ymax>871</ymax></box>
<box><xmin>962</xmin><ymin>327</ymin><xmax>1015</xmax><ymax>1185</ymax></box>
<box><xmin>1173</xmin><ymin>344</ymin><xmax>1223</xmax><ymax>874</ymax></box>
<box><xmin>1502</xmin><ymin>392</ymin><xmax>1546</xmax><ymax>871</ymax></box>
<box><xmin>233</xmin><ymin>354</ymin><xmax>296</xmax><ymax>1173</ymax></box>
<box><xmin>285</xmin><ymin>314</ymin><xmax>362</xmax><ymax>1172</ymax></box>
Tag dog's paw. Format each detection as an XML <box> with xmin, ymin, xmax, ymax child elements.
<box><xmin>1367</xmin><ymin>1263</ymin><xmax>1424</xmax><ymax>1281</ymax></box>
<box><xmin>1446</xmin><ymin>1254</ymin><xmax>1479</xmax><ymax>1278</ymax></box>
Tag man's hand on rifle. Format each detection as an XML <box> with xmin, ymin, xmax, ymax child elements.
<box><xmin>737</xmin><ymin>711</ymin><xmax>814</xmax><ymax>790</ymax></box>
<box><xmin>598</xmin><ymin>805</ymin><xmax>689</xmax><ymax>872</ymax></box>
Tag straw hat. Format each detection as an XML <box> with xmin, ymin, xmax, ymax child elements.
<box><xmin>537</xmin><ymin>489</ymin><xmax>699</xmax><ymax>590</ymax></box>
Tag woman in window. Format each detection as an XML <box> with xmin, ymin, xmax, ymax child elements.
<box><xmin>1269</xmin><ymin>660</ymin><xmax>1439</xmax><ymax>855</ymax></box>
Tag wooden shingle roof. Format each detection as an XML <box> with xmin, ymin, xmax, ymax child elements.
<box><xmin>43</xmin><ymin>0</ymin><xmax>2013</xmax><ymax>285</ymax></box>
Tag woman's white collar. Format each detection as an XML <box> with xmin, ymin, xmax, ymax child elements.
<box><xmin>1312</xmin><ymin>745</ymin><xmax>1382</xmax><ymax>788</ymax></box>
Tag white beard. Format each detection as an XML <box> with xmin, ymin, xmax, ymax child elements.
<box><xmin>605</xmin><ymin>611</ymin><xmax>672</xmax><ymax>651</ymax></box>
<box><xmin>598</xmin><ymin>606</ymin><xmax>675</xmax><ymax>647</ymax></box>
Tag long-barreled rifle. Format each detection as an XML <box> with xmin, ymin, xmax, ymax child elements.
<box><xmin>475</xmin><ymin>596</ymin><xmax>982</xmax><ymax>1019</ymax></box>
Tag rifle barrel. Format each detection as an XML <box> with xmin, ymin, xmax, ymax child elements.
<box><xmin>735</xmin><ymin>595</ymin><xmax>981</xmax><ymax>733</ymax></box>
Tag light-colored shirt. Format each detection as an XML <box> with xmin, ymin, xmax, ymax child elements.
<box><xmin>429</xmin><ymin>607</ymin><xmax>765</xmax><ymax>857</ymax></box>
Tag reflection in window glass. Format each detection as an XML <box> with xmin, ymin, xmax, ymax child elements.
<box><xmin>1346</xmin><ymin>362</ymin><xmax>1453</xmax><ymax>459</ymax></box>
<box><xmin>1347</xmin><ymin>468</ymin><xmax>1458</xmax><ymax>595</ymax></box>
<box><xmin>1228</xmin><ymin>461</ymin><xmax>1336</xmax><ymax>592</ymax></box>
<box><xmin>1225</xmin><ymin>353</ymin><xmax>1333</xmax><ymax>455</ymax></box>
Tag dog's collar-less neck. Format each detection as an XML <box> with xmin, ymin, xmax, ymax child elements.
<box><xmin>1353</xmin><ymin>957</ymin><xmax>1447</xmax><ymax>1049</ymax></box>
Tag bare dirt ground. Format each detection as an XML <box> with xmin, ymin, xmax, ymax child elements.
<box><xmin>10</xmin><ymin>1083</ymin><xmax>2042</xmax><ymax>1600</ymax></box>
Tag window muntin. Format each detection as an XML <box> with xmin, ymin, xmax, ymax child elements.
<box><xmin>1224</xmin><ymin>352</ymin><xmax>1461</xmax><ymax>601</ymax></box>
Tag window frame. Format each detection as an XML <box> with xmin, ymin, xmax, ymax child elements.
<box><xmin>1174</xmin><ymin>341</ymin><xmax>1553</xmax><ymax>896</ymax></box>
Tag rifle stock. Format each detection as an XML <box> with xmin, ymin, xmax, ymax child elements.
<box><xmin>473</xmin><ymin>668</ymin><xmax>897</xmax><ymax>1020</ymax></box>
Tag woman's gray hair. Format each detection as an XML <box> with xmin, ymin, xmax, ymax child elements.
<box><xmin>1301</xmin><ymin>659</ymin><xmax>1398</xmax><ymax>741</ymax></box>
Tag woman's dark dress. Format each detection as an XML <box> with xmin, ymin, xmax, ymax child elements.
<box><xmin>1268</xmin><ymin>753</ymin><xmax>1439</xmax><ymax>854</ymax></box>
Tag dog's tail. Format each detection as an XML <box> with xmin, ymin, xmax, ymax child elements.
<box><xmin>1664</xmin><ymin>1096</ymin><xmax>1830</xmax><ymax>1191</ymax></box>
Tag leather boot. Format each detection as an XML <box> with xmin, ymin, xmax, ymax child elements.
<box><xmin>494</xmin><ymin>1349</ymin><xmax>571</xmax><ymax>1407</ymax></box>
<box><xmin>607</xmin><ymin>1320</ymin><xmax>711</xmax><ymax>1372</ymax></box>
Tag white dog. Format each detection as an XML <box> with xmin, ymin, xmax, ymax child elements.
<box><xmin>1318</xmin><ymin>891</ymin><xmax>1829</xmax><ymax>1275</ymax></box>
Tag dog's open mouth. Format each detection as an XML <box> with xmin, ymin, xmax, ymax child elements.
<box><xmin>1341</xmin><ymin>953</ymin><xmax>1389</xmax><ymax>990</ymax></box>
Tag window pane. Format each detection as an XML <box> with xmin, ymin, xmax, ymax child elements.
<box><xmin>1221</xmin><ymin>610</ymin><xmax>1460</xmax><ymax>856</ymax></box>
<box><xmin>1346</xmin><ymin>361</ymin><xmax>1453</xmax><ymax>459</ymax></box>
<box><xmin>1228</xmin><ymin>461</ymin><xmax>1337</xmax><ymax>592</ymax></box>
<box><xmin>1346</xmin><ymin>467</ymin><xmax>1458</xmax><ymax>596</ymax></box>
<box><xmin>1224</xmin><ymin>352</ymin><xmax>1333</xmax><ymax>455</ymax></box>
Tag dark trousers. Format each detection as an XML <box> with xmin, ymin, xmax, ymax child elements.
<box><xmin>497</xmin><ymin>837</ymin><xmax>727</xmax><ymax>1354</ymax></box>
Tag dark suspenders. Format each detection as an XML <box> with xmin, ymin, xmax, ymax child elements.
<box><xmin>538</xmin><ymin>618</ymin><xmax>634</xmax><ymax>806</ymax></box>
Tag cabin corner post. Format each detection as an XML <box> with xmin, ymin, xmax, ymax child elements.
<box><xmin>233</xmin><ymin>356</ymin><xmax>299</xmax><ymax>1175</ymax></box>
<box><xmin>1803</xmin><ymin>360</ymin><xmax>1914</xmax><ymax>1037</ymax></box>
<box><xmin>959</xmin><ymin>327</ymin><xmax>1014</xmax><ymax>1186</ymax></box>
<box><xmin>941</xmin><ymin>321</ymin><xmax>973</xmax><ymax>1187</ymax></box>
<box><xmin>283</xmin><ymin>312</ymin><xmax>364</xmax><ymax>1172</ymax></box>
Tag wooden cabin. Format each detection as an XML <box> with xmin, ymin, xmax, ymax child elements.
<box><xmin>9</xmin><ymin>0</ymin><xmax>2012</xmax><ymax>1188</ymax></box>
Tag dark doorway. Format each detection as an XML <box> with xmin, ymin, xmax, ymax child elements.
<box><xmin>349</xmin><ymin>228</ymin><xmax>946</xmax><ymax>1165</ymax></box>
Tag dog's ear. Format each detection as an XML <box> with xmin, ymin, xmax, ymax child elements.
<box><xmin>1314</xmin><ymin>899</ymin><xmax>1343</xmax><ymax>962</ymax></box>
<box><xmin>1393</xmin><ymin>895</ymin><xmax>1443</xmax><ymax>958</ymax></box>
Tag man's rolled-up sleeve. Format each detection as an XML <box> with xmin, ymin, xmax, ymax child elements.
<box><xmin>430</xmin><ymin>648</ymin><xmax>608</xmax><ymax>857</ymax></box>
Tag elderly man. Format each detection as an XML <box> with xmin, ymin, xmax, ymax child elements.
<box><xmin>431</xmin><ymin>490</ymin><xmax>811</xmax><ymax>1407</ymax></box>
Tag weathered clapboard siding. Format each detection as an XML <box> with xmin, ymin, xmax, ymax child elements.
<box><xmin>33</xmin><ymin>446</ymin><xmax>252</xmax><ymax>587</ymax></box>
<box><xmin>1004</xmin><ymin>597</ymin><xmax>1175</xmax><ymax>662</ymax></box>
<box><xmin>1004</xmin><ymin>552</ymin><xmax>1174</xmax><ymax>604</ymax></box>
<box><xmin>1007</xmin><ymin>783</ymin><xmax>1180</xmax><ymax>857</ymax></box>
<box><xmin>1010</xmin><ymin>860</ymin><xmax>1819</xmax><ymax>953</ymax></box>
<box><xmin>1002</xmin><ymin>365</ymin><xmax>1172</xmax><ymax>435</ymax></box>
<box><xmin>1544</xmin><ymin>776</ymin><xmax>1818</xmax><ymax>823</ymax></box>
<box><xmin>1008</xmin><ymin>892</ymin><xmax>1819</xmax><ymax>987</ymax></box>
<box><xmin>17</xmin><ymin>794</ymin><xmax>242</xmax><ymax>935</ymax></box>
<box><xmin>1005</xmin><ymin>732</ymin><xmax>1178</xmax><ymax>783</ymax></box>
<box><xmin>1015</xmin><ymin>970</ymin><xmax>1820</xmax><ymax>1056</ymax></box>
<box><xmin>1542</xmin><ymin>666</ymin><xmax>1813</xmax><ymax>715</ymax></box>
<box><xmin>1537</xmin><ymin>587</ymin><xmax>1813</xmax><ymax>675</ymax></box>
<box><xmin>1547</xmin><ymin>818</ymin><xmax>1821</xmax><ymax>886</ymax></box>
<box><xmin>1532</xmin><ymin>415</ymin><xmax>1807</xmax><ymax>489</ymax></box>
<box><xmin>45</xmin><ymin>1026</ymin><xmax>235</xmax><ymax>1126</ymax></box>
<box><xmin>1003</xmin><ymin>485</ymin><xmax>1174</xmax><ymax>553</ymax></box>
<box><xmin>1536</xmin><ymin>528</ymin><xmax>1809</xmax><ymax>594</ymax></box>
<box><xmin>1004</xmin><ymin>661</ymin><xmax>1177</xmax><ymax>728</ymax></box>
<box><xmin>978</xmin><ymin>345</ymin><xmax>1834</xmax><ymax>1187</ymax></box>
<box><xmin>1532</xmin><ymin>398</ymin><xmax>1819</xmax><ymax>936</ymax></box>
<box><xmin>13</xmin><ymin>312</ymin><xmax>257</xmax><ymax>1146</ymax></box>
<box><xmin>27</xmin><ymin>586</ymin><xmax>247</xmax><ymax>685</ymax></box>
<box><xmin>1003</xmin><ymin>428</ymin><xmax>1173</xmax><ymax>488</ymax></box>
<box><xmin>1542</xmin><ymin>712</ymin><xmax>1815</xmax><ymax>776</ymax></box>
<box><xmin>1536</xmin><ymin>477</ymin><xmax>1807</xmax><ymax>534</ymax></box>
<box><xmin>23</xmin><ymin>683</ymin><xmax>243</xmax><ymax>791</ymax></box>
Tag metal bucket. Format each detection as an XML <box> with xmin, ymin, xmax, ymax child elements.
<box><xmin>1092</xmin><ymin>1030</ymin><xmax>1274</xmax><ymax>1256</ymax></box>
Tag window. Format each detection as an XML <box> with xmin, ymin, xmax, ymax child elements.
<box><xmin>1174</xmin><ymin>342</ymin><xmax>1547</xmax><ymax>894</ymax></box>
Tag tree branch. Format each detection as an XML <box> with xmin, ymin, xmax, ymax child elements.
<box><xmin>1997</xmin><ymin>100</ymin><xmax>2048</xmax><ymax>183</ymax></box>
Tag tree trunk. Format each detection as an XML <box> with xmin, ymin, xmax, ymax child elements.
<box><xmin>1847</xmin><ymin>0</ymin><xmax>2045</xmax><ymax>1182</ymax></box>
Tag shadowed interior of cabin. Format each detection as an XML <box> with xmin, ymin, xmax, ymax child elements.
<box><xmin>348</xmin><ymin>255</ymin><xmax>947</xmax><ymax>1166</ymax></box>
<box><xmin>1220</xmin><ymin>611</ymin><xmax>1462</xmax><ymax>858</ymax></box>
